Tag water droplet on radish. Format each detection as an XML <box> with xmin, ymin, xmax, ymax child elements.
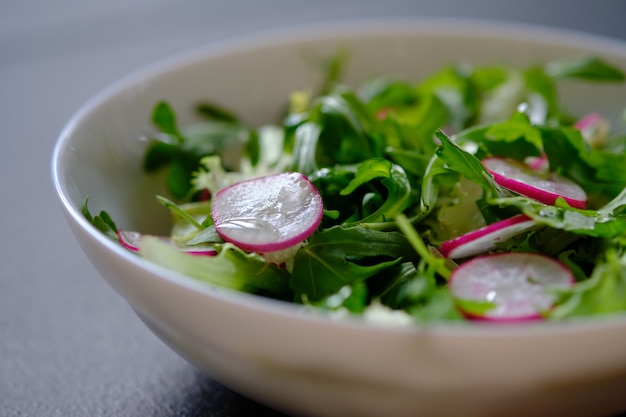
<box><xmin>216</xmin><ymin>218</ymin><xmax>281</xmax><ymax>242</ymax></box>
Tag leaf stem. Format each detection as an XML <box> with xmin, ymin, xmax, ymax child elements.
<box><xmin>395</xmin><ymin>214</ymin><xmax>451</xmax><ymax>280</ymax></box>
<box><xmin>156</xmin><ymin>195</ymin><xmax>204</xmax><ymax>231</ymax></box>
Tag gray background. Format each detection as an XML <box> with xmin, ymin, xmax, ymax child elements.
<box><xmin>2</xmin><ymin>1</ymin><xmax>626</xmax><ymax>416</ymax></box>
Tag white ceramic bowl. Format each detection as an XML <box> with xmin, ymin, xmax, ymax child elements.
<box><xmin>52</xmin><ymin>19</ymin><xmax>626</xmax><ymax>417</ymax></box>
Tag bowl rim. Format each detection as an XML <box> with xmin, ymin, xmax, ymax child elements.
<box><xmin>51</xmin><ymin>16</ymin><xmax>626</xmax><ymax>337</ymax></box>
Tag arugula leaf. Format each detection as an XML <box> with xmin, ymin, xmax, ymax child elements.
<box><xmin>395</xmin><ymin>214</ymin><xmax>452</xmax><ymax>280</ymax></box>
<box><xmin>151</xmin><ymin>101</ymin><xmax>183</xmax><ymax>142</ymax></box>
<box><xmin>546</xmin><ymin>56</ymin><xmax>625</xmax><ymax>82</ymax></box>
<box><xmin>435</xmin><ymin>131</ymin><xmax>501</xmax><ymax>198</ymax></box>
<box><xmin>490</xmin><ymin>196</ymin><xmax>626</xmax><ymax>238</ymax></box>
<box><xmin>196</xmin><ymin>102</ymin><xmax>239</xmax><ymax>123</ymax></box>
<box><xmin>143</xmin><ymin>141</ymin><xmax>178</xmax><ymax>171</ymax></box>
<box><xmin>416</xmin><ymin>65</ymin><xmax>478</xmax><ymax>130</ymax></box>
<box><xmin>470</xmin><ymin>65</ymin><xmax>510</xmax><ymax>92</ymax></box>
<box><xmin>290</xmin><ymin>225</ymin><xmax>417</xmax><ymax>301</ymax></box>
<box><xmin>523</xmin><ymin>66</ymin><xmax>558</xmax><ymax>123</ymax></box>
<box><xmin>552</xmin><ymin>249</ymin><xmax>626</xmax><ymax>318</ymax></box>
<box><xmin>144</xmin><ymin>101</ymin><xmax>255</xmax><ymax>199</ymax></box>
<box><xmin>541</xmin><ymin>126</ymin><xmax>626</xmax><ymax>197</ymax></box>
<box><xmin>81</xmin><ymin>198</ymin><xmax>118</xmax><ymax>240</ymax></box>
<box><xmin>376</xmin><ymin>261</ymin><xmax>461</xmax><ymax>321</ymax></box>
<box><xmin>319</xmin><ymin>48</ymin><xmax>349</xmax><ymax>95</ymax></box>
<box><xmin>359</xmin><ymin>77</ymin><xmax>418</xmax><ymax>111</ymax></box>
<box><xmin>312</xmin><ymin>91</ymin><xmax>385</xmax><ymax>166</ymax></box>
<box><xmin>339</xmin><ymin>158</ymin><xmax>412</xmax><ymax>224</ymax></box>
<box><xmin>478</xmin><ymin>113</ymin><xmax>544</xmax><ymax>160</ymax></box>
<box><xmin>388</xmin><ymin>93</ymin><xmax>449</xmax><ymax>153</ymax></box>
<box><xmin>290</xmin><ymin>122</ymin><xmax>322</xmax><ymax>175</ymax></box>
<box><xmin>419</xmin><ymin>154</ymin><xmax>454</xmax><ymax>216</ymax></box>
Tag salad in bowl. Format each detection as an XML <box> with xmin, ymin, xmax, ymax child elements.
<box><xmin>53</xmin><ymin>19</ymin><xmax>626</xmax><ymax>417</ymax></box>
<box><xmin>84</xmin><ymin>52</ymin><xmax>626</xmax><ymax>324</ymax></box>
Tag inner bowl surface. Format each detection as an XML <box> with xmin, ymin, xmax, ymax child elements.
<box><xmin>52</xmin><ymin>19</ymin><xmax>626</xmax><ymax>417</ymax></box>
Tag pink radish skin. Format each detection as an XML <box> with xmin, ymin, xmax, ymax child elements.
<box><xmin>483</xmin><ymin>157</ymin><xmax>587</xmax><ymax>209</ymax></box>
<box><xmin>211</xmin><ymin>172</ymin><xmax>323</xmax><ymax>253</ymax></box>
<box><xmin>449</xmin><ymin>252</ymin><xmax>575</xmax><ymax>322</ymax></box>
<box><xmin>524</xmin><ymin>153</ymin><xmax>549</xmax><ymax>172</ymax></box>
<box><xmin>573</xmin><ymin>112</ymin><xmax>602</xmax><ymax>131</ymax></box>
<box><xmin>439</xmin><ymin>214</ymin><xmax>535</xmax><ymax>259</ymax></box>
<box><xmin>574</xmin><ymin>112</ymin><xmax>610</xmax><ymax>147</ymax></box>
<box><xmin>117</xmin><ymin>230</ymin><xmax>217</xmax><ymax>256</ymax></box>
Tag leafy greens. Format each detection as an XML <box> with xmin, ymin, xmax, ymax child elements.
<box><xmin>85</xmin><ymin>53</ymin><xmax>626</xmax><ymax>324</ymax></box>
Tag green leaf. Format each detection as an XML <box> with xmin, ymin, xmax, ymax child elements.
<box><xmin>141</xmin><ymin>237</ymin><xmax>290</xmax><ymax>295</ymax></box>
<box><xmin>541</xmin><ymin>126</ymin><xmax>626</xmax><ymax>197</ymax></box>
<box><xmin>156</xmin><ymin>195</ymin><xmax>203</xmax><ymax>230</ymax></box>
<box><xmin>196</xmin><ymin>102</ymin><xmax>239</xmax><ymax>123</ymax></box>
<box><xmin>166</xmin><ymin>200</ymin><xmax>214</xmax><ymax>244</ymax></box>
<box><xmin>339</xmin><ymin>158</ymin><xmax>412</xmax><ymax>224</ymax></box>
<box><xmin>490</xmin><ymin>196</ymin><xmax>626</xmax><ymax>239</ymax></box>
<box><xmin>454</xmin><ymin>298</ymin><xmax>496</xmax><ymax>316</ymax></box>
<box><xmin>386</xmin><ymin>147</ymin><xmax>433</xmax><ymax>179</ymax></box>
<box><xmin>180</xmin><ymin>122</ymin><xmax>250</xmax><ymax>160</ymax></box>
<box><xmin>470</xmin><ymin>65</ymin><xmax>509</xmax><ymax>92</ymax></box>
<box><xmin>167</xmin><ymin>158</ymin><xmax>195</xmax><ymax>199</ymax></box>
<box><xmin>313</xmin><ymin>282</ymin><xmax>369</xmax><ymax>313</ymax></box>
<box><xmin>395</xmin><ymin>214</ymin><xmax>452</xmax><ymax>280</ymax></box>
<box><xmin>545</xmin><ymin>56</ymin><xmax>625</xmax><ymax>82</ymax></box>
<box><xmin>290</xmin><ymin>122</ymin><xmax>322</xmax><ymax>175</ymax></box>
<box><xmin>435</xmin><ymin>131</ymin><xmax>501</xmax><ymax>197</ymax></box>
<box><xmin>81</xmin><ymin>198</ymin><xmax>118</xmax><ymax>240</ymax></box>
<box><xmin>419</xmin><ymin>154</ymin><xmax>451</xmax><ymax>215</ymax></box>
<box><xmin>416</xmin><ymin>65</ymin><xmax>478</xmax><ymax>130</ymax></box>
<box><xmin>312</xmin><ymin>91</ymin><xmax>385</xmax><ymax>166</ymax></box>
<box><xmin>481</xmin><ymin>113</ymin><xmax>543</xmax><ymax>160</ymax></box>
<box><xmin>152</xmin><ymin>101</ymin><xmax>183</xmax><ymax>142</ymax></box>
<box><xmin>143</xmin><ymin>141</ymin><xmax>178</xmax><ymax>172</ymax></box>
<box><xmin>319</xmin><ymin>48</ymin><xmax>349</xmax><ymax>95</ymax></box>
<box><xmin>407</xmin><ymin>287</ymin><xmax>463</xmax><ymax>321</ymax></box>
<box><xmin>359</xmin><ymin>77</ymin><xmax>418</xmax><ymax>110</ymax></box>
<box><xmin>395</xmin><ymin>93</ymin><xmax>449</xmax><ymax>153</ymax></box>
<box><xmin>524</xmin><ymin>66</ymin><xmax>559</xmax><ymax>122</ymax></box>
<box><xmin>290</xmin><ymin>225</ymin><xmax>417</xmax><ymax>301</ymax></box>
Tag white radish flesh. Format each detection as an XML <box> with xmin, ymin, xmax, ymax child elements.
<box><xmin>482</xmin><ymin>157</ymin><xmax>587</xmax><ymax>209</ymax></box>
<box><xmin>439</xmin><ymin>214</ymin><xmax>535</xmax><ymax>259</ymax></box>
<box><xmin>211</xmin><ymin>172</ymin><xmax>323</xmax><ymax>253</ymax></box>
<box><xmin>449</xmin><ymin>252</ymin><xmax>574</xmax><ymax>322</ymax></box>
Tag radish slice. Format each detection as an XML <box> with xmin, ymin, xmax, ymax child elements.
<box><xmin>117</xmin><ymin>229</ymin><xmax>141</xmax><ymax>252</ymax></box>
<box><xmin>211</xmin><ymin>172</ymin><xmax>323</xmax><ymax>253</ymax></box>
<box><xmin>574</xmin><ymin>112</ymin><xmax>602</xmax><ymax>131</ymax></box>
<box><xmin>439</xmin><ymin>214</ymin><xmax>535</xmax><ymax>259</ymax></box>
<box><xmin>574</xmin><ymin>112</ymin><xmax>610</xmax><ymax>147</ymax></box>
<box><xmin>449</xmin><ymin>252</ymin><xmax>574</xmax><ymax>321</ymax></box>
<box><xmin>482</xmin><ymin>157</ymin><xmax>587</xmax><ymax>209</ymax></box>
<box><xmin>117</xmin><ymin>229</ymin><xmax>217</xmax><ymax>256</ymax></box>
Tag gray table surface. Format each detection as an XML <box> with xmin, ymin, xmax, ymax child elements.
<box><xmin>3</xmin><ymin>1</ymin><xmax>626</xmax><ymax>416</ymax></box>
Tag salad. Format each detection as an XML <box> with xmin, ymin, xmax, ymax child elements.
<box><xmin>84</xmin><ymin>53</ymin><xmax>626</xmax><ymax>323</ymax></box>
